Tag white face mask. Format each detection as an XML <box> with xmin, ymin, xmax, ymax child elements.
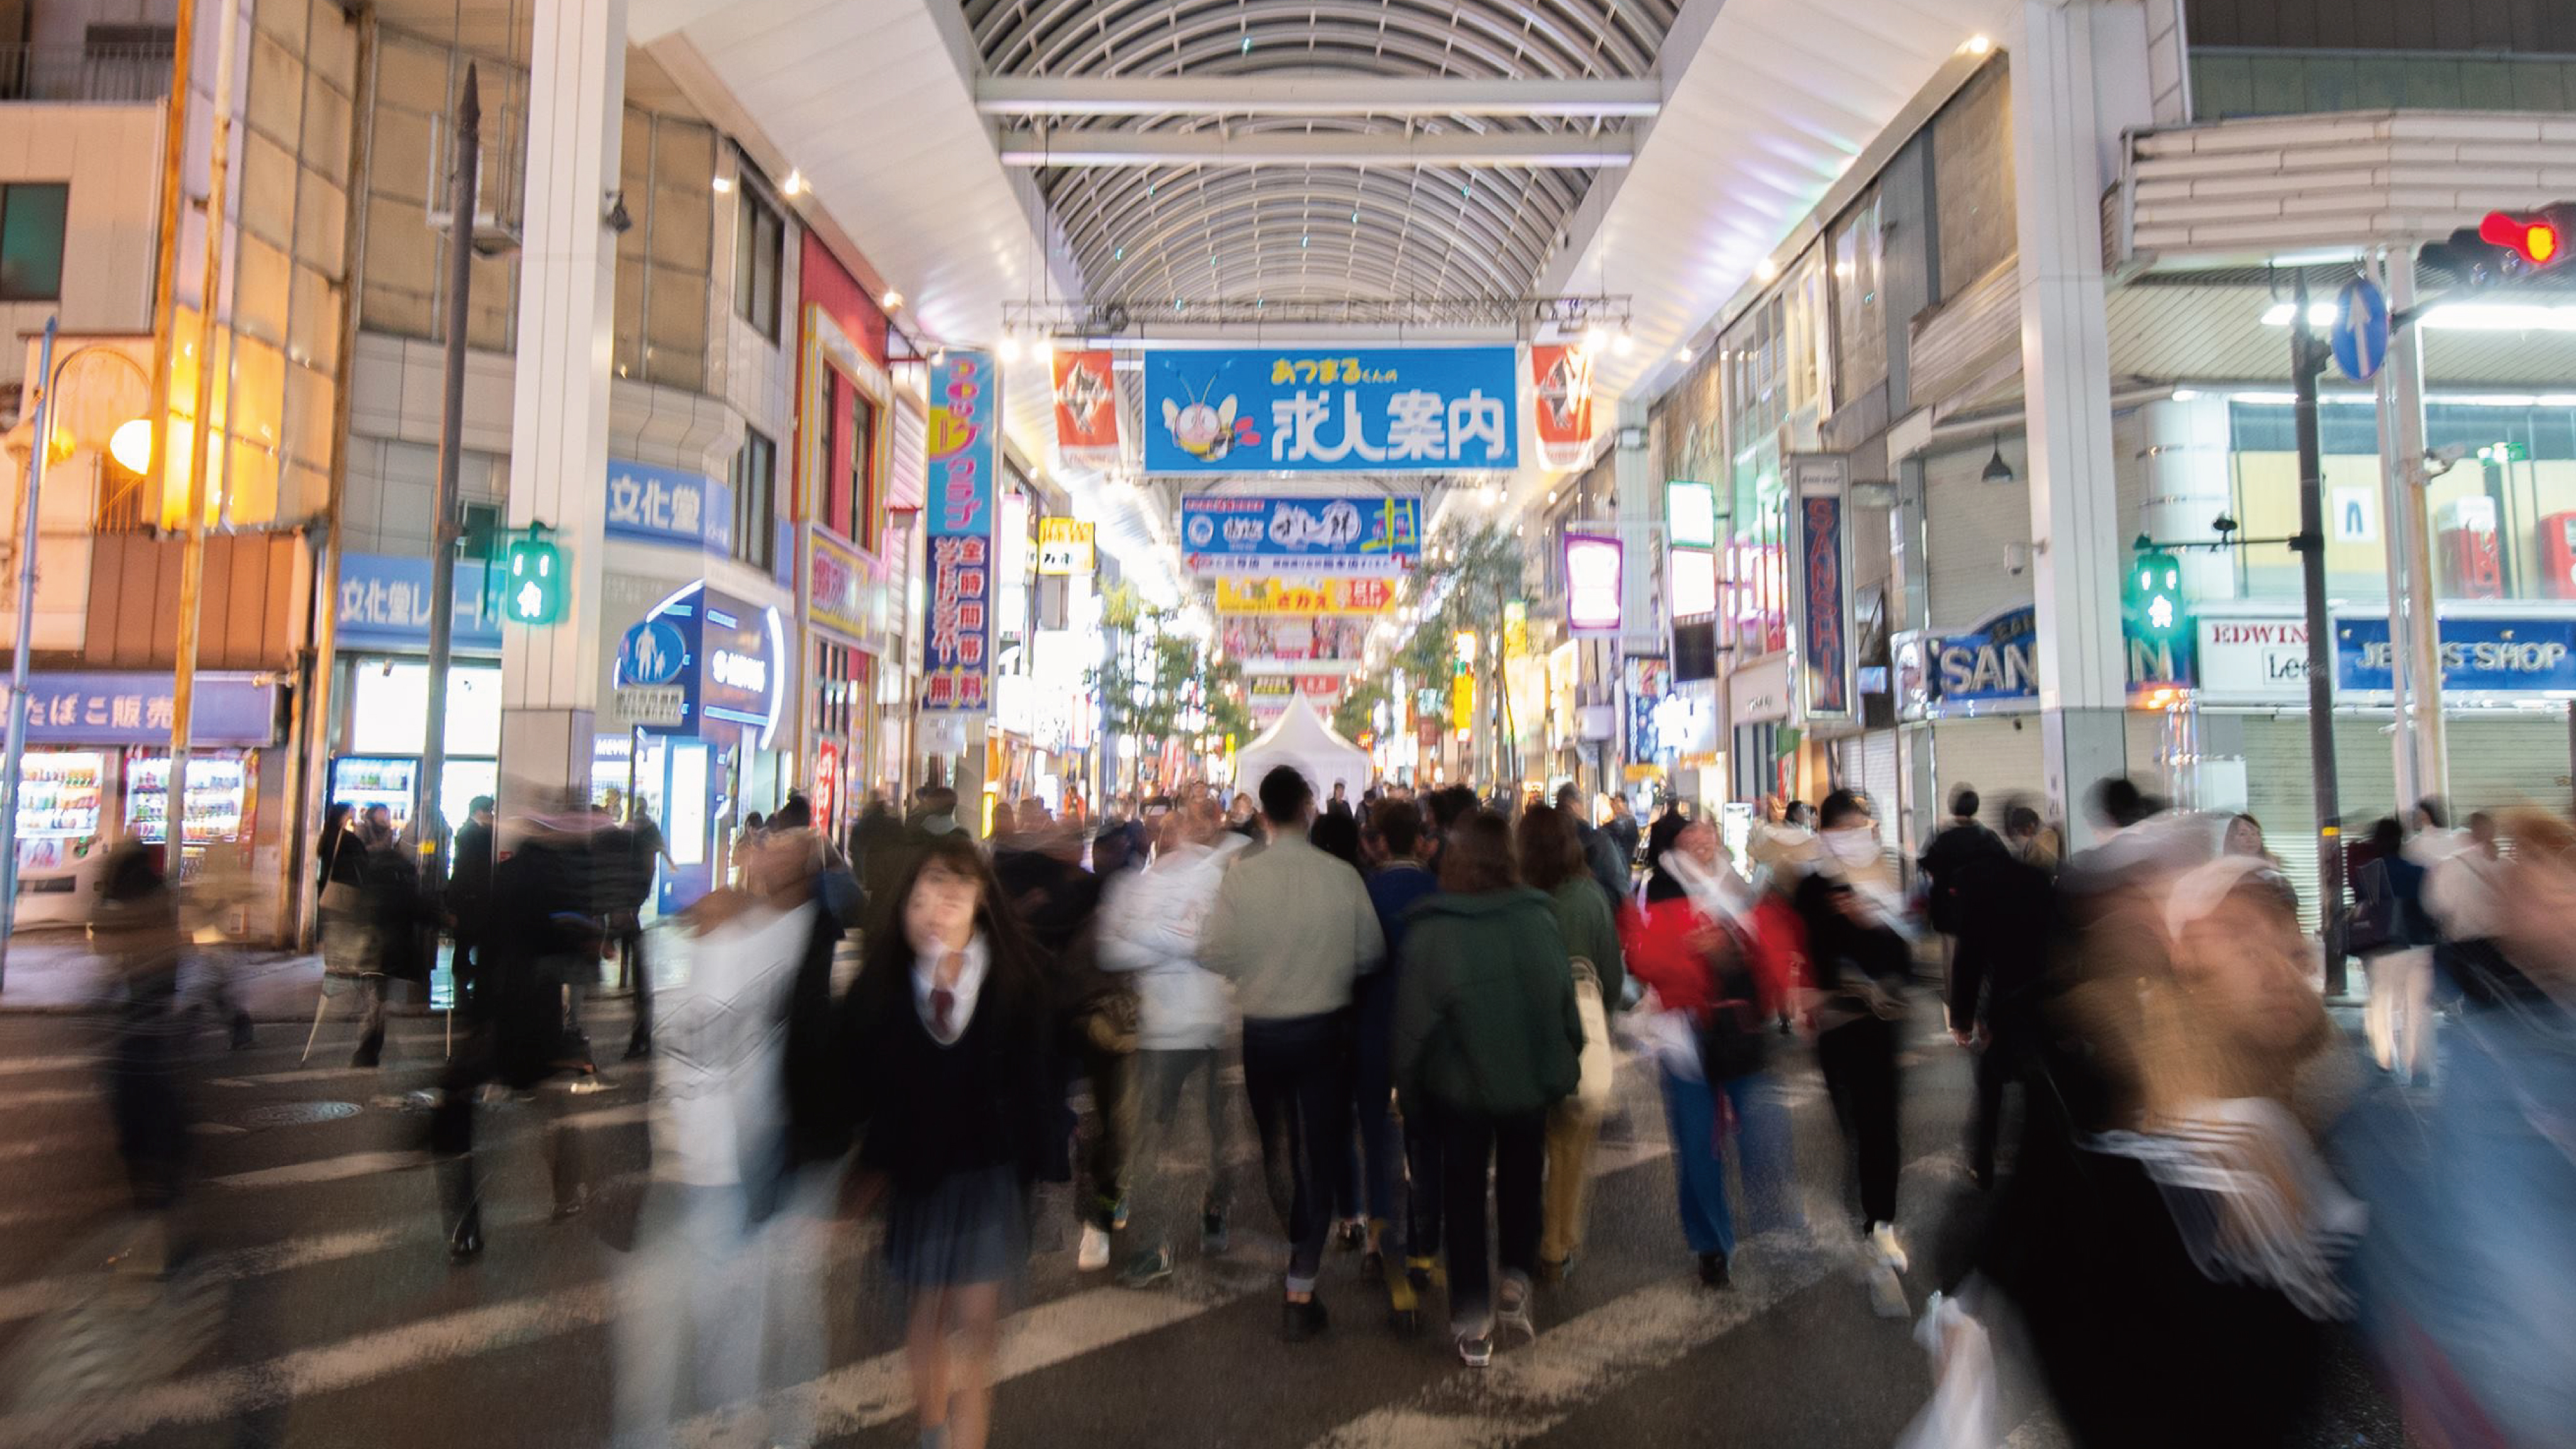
<box><xmin>1823</xmin><ymin>825</ymin><xmax>1881</xmax><ymax>867</ymax></box>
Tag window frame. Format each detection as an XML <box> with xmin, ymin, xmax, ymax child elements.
<box><xmin>0</xmin><ymin>182</ymin><xmax>71</xmax><ymax>303</ymax></box>
<box><xmin>732</xmin><ymin>184</ymin><xmax>784</xmax><ymax>341</ymax></box>
<box><xmin>732</xmin><ymin>426</ymin><xmax>777</xmax><ymax>572</ymax></box>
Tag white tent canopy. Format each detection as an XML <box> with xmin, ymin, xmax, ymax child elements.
<box><xmin>1236</xmin><ymin>697</ymin><xmax>1371</xmax><ymax>806</ymax></box>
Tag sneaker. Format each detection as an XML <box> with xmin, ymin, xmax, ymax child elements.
<box><xmin>1116</xmin><ymin>1246</ymin><xmax>1174</xmax><ymax>1289</ymax></box>
<box><xmin>1699</xmin><ymin>1252</ymin><xmax>1732</xmax><ymax>1289</ymax></box>
<box><xmin>1385</xmin><ymin>1270</ymin><xmax>1422</xmax><ymax>1334</ymax></box>
<box><xmin>1455</xmin><ymin>1330</ymin><xmax>1494</xmax><ymax>1368</ymax></box>
<box><xmin>1495</xmin><ymin>1280</ymin><xmax>1536</xmax><ymax>1342</ymax></box>
<box><xmin>1406</xmin><ymin>1255</ymin><xmax>1445</xmax><ymax>1292</ymax></box>
<box><xmin>1077</xmin><ymin>1223</ymin><xmax>1113</xmax><ymax>1272</ymax></box>
<box><xmin>1282</xmin><ymin>1295</ymin><xmax>1328</xmax><ymax>1342</ymax></box>
<box><xmin>1537</xmin><ymin>1253</ymin><xmax>1576</xmax><ymax>1286</ymax></box>
<box><xmin>1867</xmin><ymin>1263</ymin><xmax>1909</xmax><ymax>1319</ymax></box>
<box><xmin>1200</xmin><ymin>1208</ymin><xmax>1230</xmax><ymax>1257</ymax></box>
<box><xmin>1336</xmin><ymin>1218</ymin><xmax>1366</xmax><ymax>1252</ymax></box>
<box><xmin>1110</xmin><ymin>1197</ymin><xmax>1131</xmax><ymax>1232</ymax></box>
<box><xmin>1870</xmin><ymin>1221</ymin><xmax>1908</xmax><ymax>1275</ymax></box>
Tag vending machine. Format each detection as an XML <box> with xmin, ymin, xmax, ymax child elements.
<box><xmin>2540</xmin><ymin>509</ymin><xmax>2576</xmax><ymax>600</ymax></box>
<box><xmin>2436</xmin><ymin>496</ymin><xmax>2504</xmax><ymax>599</ymax></box>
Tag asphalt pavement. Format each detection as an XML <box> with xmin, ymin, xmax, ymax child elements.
<box><xmin>0</xmin><ymin>979</ymin><xmax>2409</xmax><ymax>1449</ymax></box>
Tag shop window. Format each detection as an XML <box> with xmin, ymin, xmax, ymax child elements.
<box><xmin>732</xmin><ymin>426</ymin><xmax>776</xmax><ymax>572</ymax></box>
<box><xmin>0</xmin><ymin>183</ymin><xmax>69</xmax><ymax>301</ymax></box>
<box><xmin>848</xmin><ymin>391</ymin><xmax>880</xmax><ymax>547</ymax></box>
<box><xmin>1931</xmin><ymin>61</ymin><xmax>2016</xmax><ymax>303</ymax></box>
<box><xmin>1830</xmin><ymin>189</ymin><xmax>1887</xmax><ymax>404</ymax></box>
<box><xmin>734</xmin><ymin>185</ymin><xmax>784</xmax><ymax>341</ymax></box>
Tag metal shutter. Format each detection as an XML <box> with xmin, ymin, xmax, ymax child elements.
<box><xmin>1926</xmin><ymin>716</ymin><xmax>2046</xmax><ymax>826</ymax></box>
<box><xmin>889</xmin><ymin>396</ymin><xmax>926</xmax><ymax>513</ymax></box>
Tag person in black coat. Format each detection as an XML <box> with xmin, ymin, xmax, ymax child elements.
<box><xmin>447</xmin><ymin>797</ymin><xmax>496</xmax><ymax>1017</ymax></box>
<box><xmin>841</xmin><ymin>831</ymin><xmax>1060</xmax><ymax>1449</ymax></box>
<box><xmin>1946</xmin><ymin>821</ymin><xmax>2056</xmax><ymax>1187</ymax></box>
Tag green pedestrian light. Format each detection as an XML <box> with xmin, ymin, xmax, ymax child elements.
<box><xmin>503</xmin><ymin>524</ymin><xmax>567</xmax><ymax>626</ymax></box>
<box><xmin>2127</xmin><ymin>536</ymin><xmax>2188</xmax><ymax>645</ymax></box>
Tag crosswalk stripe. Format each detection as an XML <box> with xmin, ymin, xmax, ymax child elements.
<box><xmin>202</xmin><ymin>1103</ymin><xmax>651</xmax><ymax>1190</ymax></box>
<box><xmin>0</xmin><ymin>1282</ymin><xmax>620</xmax><ymax>1449</ymax></box>
<box><xmin>0</xmin><ymin>1055</ymin><xmax>90</xmax><ymax>1079</ymax></box>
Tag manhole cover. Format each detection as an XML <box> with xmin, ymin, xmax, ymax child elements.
<box><xmin>236</xmin><ymin>1101</ymin><xmax>362</xmax><ymax>1129</ymax></box>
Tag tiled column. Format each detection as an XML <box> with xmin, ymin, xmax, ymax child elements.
<box><xmin>2009</xmin><ymin>0</ymin><xmax>2151</xmax><ymax>847</ymax></box>
<box><xmin>499</xmin><ymin>0</ymin><xmax>626</xmax><ymax>819</ymax></box>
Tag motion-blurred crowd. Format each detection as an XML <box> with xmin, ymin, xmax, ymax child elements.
<box><xmin>69</xmin><ymin>763</ymin><xmax>2576</xmax><ymax>1449</ymax></box>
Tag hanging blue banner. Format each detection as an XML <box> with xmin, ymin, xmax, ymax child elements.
<box><xmin>1180</xmin><ymin>495</ymin><xmax>1423</xmax><ymax>575</ymax></box>
<box><xmin>923</xmin><ymin>350</ymin><xmax>999</xmax><ymax>711</ymax></box>
<box><xmin>1141</xmin><ymin>347</ymin><xmax>1519</xmax><ymax>475</ymax></box>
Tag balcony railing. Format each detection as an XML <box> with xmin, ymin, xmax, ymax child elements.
<box><xmin>0</xmin><ymin>43</ymin><xmax>174</xmax><ymax>104</ymax></box>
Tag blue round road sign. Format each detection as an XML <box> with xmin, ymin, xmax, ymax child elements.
<box><xmin>2331</xmin><ymin>277</ymin><xmax>2390</xmax><ymax>382</ymax></box>
<box><xmin>618</xmin><ymin>618</ymin><xmax>689</xmax><ymax>687</ymax></box>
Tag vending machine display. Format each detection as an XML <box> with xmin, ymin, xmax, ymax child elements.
<box><xmin>125</xmin><ymin>751</ymin><xmax>250</xmax><ymax>846</ymax></box>
<box><xmin>330</xmin><ymin>755</ymin><xmax>417</xmax><ymax>831</ymax></box>
<box><xmin>14</xmin><ymin>750</ymin><xmax>104</xmax><ymax>870</ymax></box>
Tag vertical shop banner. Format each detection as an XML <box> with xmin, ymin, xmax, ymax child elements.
<box><xmin>1180</xmin><ymin>496</ymin><xmax>1422</xmax><ymax>575</ymax></box>
<box><xmin>1143</xmin><ymin>347</ymin><xmax>1518</xmax><ymax>474</ymax></box>
<box><xmin>1528</xmin><ymin>344</ymin><xmax>1594</xmax><ymax>470</ymax></box>
<box><xmin>923</xmin><ymin>351</ymin><xmax>997</xmax><ymax>711</ymax></box>
<box><xmin>1564</xmin><ymin>532</ymin><xmax>1622</xmax><ymax>636</ymax></box>
<box><xmin>1050</xmin><ymin>350</ymin><xmax>1121</xmax><ymax>469</ymax></box>
<box><xmin>1791</xmin><ymin>453</ymin><xmax>1852</xmax><ymax>720</ymax></box>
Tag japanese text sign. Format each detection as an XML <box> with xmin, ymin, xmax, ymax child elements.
<box><xmin>21</xmin><ymin>671</ymin><xmax>277</xmax><ymax>746</ymax></box>
<box><xmin>1180</xmin><ymin>495</ymin><xmax>1421</xmax><ymax>576</ymax></box>
<box><xmin>1143</xmin><ymin>347</ymin><xmax>1519</xmax><ymax>475</ymax></box>
<box><xmin>336</xmin><ymin>552</ymin><xmax>500</xmax><ymax>652</ymax></box>
<box><xmin>1037</xmin><ymin>518</ymin><xmax>1096</xmax><ymax>576</ymax></box>
<box><xmin>806</xmin><ymin>525</ymin><xmax>892</xmax><ymax>652</ymax></box>
<box><xmin>1213</xmin><ymin>576</ymin><xmax>1397</xmax><ymax>616</ymax></box>
<box><xmin>924</xmin><ymin>351</ymin><xmax>999</xmax><ymax>711</ymax></box>
<box><xmin>604</xmin><ymin>459</ymin><xmax>735</xmax><ymax>552</ymax></box>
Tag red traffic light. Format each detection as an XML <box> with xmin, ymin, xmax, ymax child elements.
<box><xmin>2480</xmin><ymin>209</ymin><xmax>2567</xmax><ymax>267</ymax></box>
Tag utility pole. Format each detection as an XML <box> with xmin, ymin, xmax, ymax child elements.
<box><xmin>2384</xmin><ymin>248</ymin><xmax>2448</xmax><ymax>809</ymax></box>
<box><xmin>418</xmin><ymin>65</ymin><xmax>479</xmax><ymax>889</ymax></box>
<box><xmin>2292</xmin><ymin>276</ymin><xmax>2348</xmax><ymax>998</ymax></box>
<box><xmin>169</xmin><ymin>0</ymin><xmax>245</xmax><ymax>892</ymax></box>
<box><xmin>0</xmin><ymin>320</ymin><xmax>59</xmax><ymax>990</ymax></box>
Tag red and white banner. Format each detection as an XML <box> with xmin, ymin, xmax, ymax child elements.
<box><xmin>1529</xmin><ymin>343</ymin><xmax>1594</xmax><ymax>470</ymax></box>
<box><xmin>1050</xmin><ymin>349</ymin><xmax>1121</xmax><ymax>469</ymax></box>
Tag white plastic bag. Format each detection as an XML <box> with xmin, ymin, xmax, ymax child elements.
<box><xmin>1895</xmin><ymin>1291</ymin><xmax>1998</xmax><ymax>1449</ymax></box>
<box><xmin>1570</xmin><ymin>956</ymin><xmax>1614</xmax><ymax>1115</ymax></box>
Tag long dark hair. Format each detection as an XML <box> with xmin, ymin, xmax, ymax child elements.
<box><xmin>1439</xmin><ymin>809</ymin><xmax>1520</xmax><ymax>894</ymax></box>
<box><xmin>852</xmin><ymin>832</ymin><xmax>1042</xmax><ymax>1020</ymax></box>
<box><xmin>1516</xmin><ymin>803</ymin><xmax>1583</xmax><ymax>892</ymax></box>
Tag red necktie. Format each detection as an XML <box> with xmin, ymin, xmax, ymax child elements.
<box><xmin>931</xmin><ymin>987</ymin><xmax>955</xmax><ymax>1036</ymax></box>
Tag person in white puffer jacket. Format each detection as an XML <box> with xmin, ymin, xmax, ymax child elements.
<box><xmin>1098</xmin><ymin>801</ymin><xmax>1252</xmax><ymax>1288</ymax></box>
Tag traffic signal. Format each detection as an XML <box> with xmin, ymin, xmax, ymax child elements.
<box><xmin>2126</xmin><ymin>538</ymin><xmax>2188</xmax><ymax>644</ymax></box>
<box><xmin>502</xmin><ymin>525</ymin><xmax>567</xmax><ymax>626</ymax></box>
<box><xmin>2423</xmin><ymin>204</ymin><xmax>2576</xmax><ymax>288</ymax></box>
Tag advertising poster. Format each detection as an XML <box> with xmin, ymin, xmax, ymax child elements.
<box><xmin>924</xmin><ymin>350</ymin><xmax>997</xmax><ymax>711</ymax></box>
<box><xmin>1529</xmin><ymin>343</ymin><xmax>1594</xmax><ymax>470</ymax></box>
<box><xmin>1223</xmin><ymin>616</ymin><xmax>1369</xmax><ymax>667</ymax></box>
<box><xmin>1214</xmin><ymin>575</ymin><xmax>1397</xmax><ymax>616</ymax></box>
<box><xmin>1050</xmin><ymin>349</ymin><xmax>1121</xmax><ymax>469</ymax></box>
<box><xmin>1790</xmin><ymin>454</ymin><xmax>1852</xmax><ymax>720</ymax></box>
<box><xmin>1181</xmin><ymin>495</ymin><xmax>1421</xmax><ymax>575</ymax></box>
<box><xmin>1037</xmin><ymin>517</ymin><xmax>1096</xmax><ymax>575</ymax></box>
<box><xmin>1143</xmin><ymin>347</ymin><xmax>1518</xmax><ymax>474</ymax></box>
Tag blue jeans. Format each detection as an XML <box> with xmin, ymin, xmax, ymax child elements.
<box><xmin>1658</xmin><ymin>1065</ymin><xmax>1800</xmax><ymax>1258</ymax></box>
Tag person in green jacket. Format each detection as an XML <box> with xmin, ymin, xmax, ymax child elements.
<box><xmin>1392</xmin><ymin>809</ymin><xmax>1584</xmax><ymax>1369</ymax></box>
<box><xmin>1516</xmin><ymin>803</ymin><xmax>1624</xmax><ymax>1283</ymax></box>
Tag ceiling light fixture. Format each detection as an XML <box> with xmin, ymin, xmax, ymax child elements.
<box><xmin>1675</xmin><ymin>345</ymin><xmax>1695</xmax><ymax>364</ymax></box>
<box><xmin>1963</xmin><ymin>34</ymin><xmax>1992</xmax><ymax>55</ymax></box>
<box><xmin>780</xmin><ymin>169</ymin><xmax>807</xmax><ymax>197</ymax></box>
<box><xmin>881</xmin><ymin>289</ymin><xmax>903</xmax><ymax>310</ymax></box>
<box><xmin>1753</xmin><ymin>257</ymin><xmax>1780</xmax><ymax>282</ymax></box>
<box><xmin>1613</xmin><ymin>331</ymin><xmax>1634</xmax><ymax>356</ymax></box>
<box><xmin>1981</xmin><ymin>435</ymin><xmax>2014</xmax><ymax>485</ymax></box>
<box><xmin>711</xmin><ymin>175</ymin><xmax>734</xmax><ymax>194</ymax></box>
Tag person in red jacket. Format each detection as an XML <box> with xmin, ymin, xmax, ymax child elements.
<box><xmin>1621</xmin><ymin>812</ymin><xmax>1803</xmax><ymax>1287</ymax></box>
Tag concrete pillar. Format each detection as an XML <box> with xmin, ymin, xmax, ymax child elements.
<box><xmin>2008</xmin><ymin>0</ymin><xmax>2150</xmax><ymax>848</ymax></box>
<box><xmin>499</xmin><ymin>0</ymin><xmax>625</xmax><ymax>820</ymax></box>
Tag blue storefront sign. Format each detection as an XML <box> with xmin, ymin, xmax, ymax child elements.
<box><xmin>2338</xmin><ymin>614</ymin><xmax>2576</xmax><ymax>694</ymax></box>
<box><xmin>1180</xmin><ymin>495</ymin><xmax>1422</xmax><ymax>575</ymax></box>
<box><xmin>605</xmin><ymin>458</ymin><xmax>736</xmax><ymax>552</ymax></box>
<box><xmin>1143</xmin><ymin>347</ymin><xmax>1519</xmax><ymax>475</ymax></box>
<box><xmin>19</xmin><ymin>671</ymin><xmax>277</xmax><ymax>746</ymax></box>
<box><xmin>618</xmin><ymin>582</ymin><xmax>785</xmax><ymax>744</ymax></box>
<box><xmin>1932</xmin><ymin>606</ymin><xmax>2039</xmax><ymax>705</ymax></box>
<box><xmin>336</xmin><ymin>552</ymin><xmax>500</xmax><ymax>653</ymax></box>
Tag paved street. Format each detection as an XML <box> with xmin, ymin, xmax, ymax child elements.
<box><xmin>0</xmin><ymin>987</ymin><xmax>2406</xmax><ymax>1448</ymax></box>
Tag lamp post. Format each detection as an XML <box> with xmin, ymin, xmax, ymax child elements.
<box><xmin>0</xmin><ymin>326</ymin><xmax>151</xmax><ymax>989</ymax></box>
